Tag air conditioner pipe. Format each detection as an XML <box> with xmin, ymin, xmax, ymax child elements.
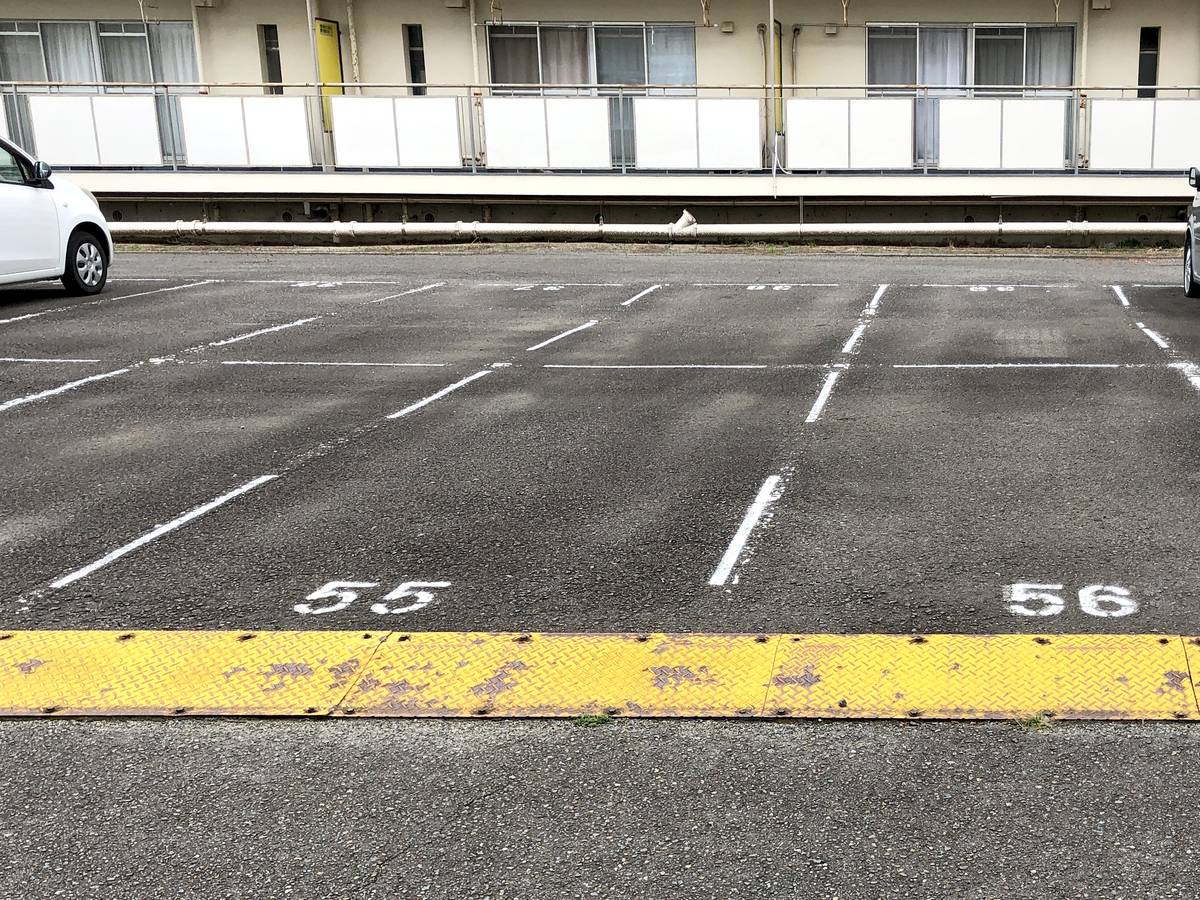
<box><xmin>108</xmin><ymin>218</ymin><xmax>1185</xmax><ymax>243</ymax></box>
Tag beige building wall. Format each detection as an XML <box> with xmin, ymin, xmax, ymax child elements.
<box><xmin>1</xmin><ymin>0</ymin><xmax>1197</xmax><ymax>89</ymax></box>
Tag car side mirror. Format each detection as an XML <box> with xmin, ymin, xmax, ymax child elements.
<box><xmin>33</xmin><ymin>161</ymin><xmax>52</xmax><ymax>183</ymax></box>
<box><xmin>1191</xmin><ymin>167</ymin><xmax>1200</xmax><ymax>190</ymax></box>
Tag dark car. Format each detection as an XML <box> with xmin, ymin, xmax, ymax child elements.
<box><xmin>1188</xmin><ymin>167</ymin><xmax>1200</xmax><ymax>298</ymax></box>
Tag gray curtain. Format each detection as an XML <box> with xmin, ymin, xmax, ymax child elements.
<box><xmin>595</xmin><ymin>26</ymin><xmax>645</xmax><ymax>85</ymax></box>
<box><xmin>1026</xmin><ymin>27</ymin><xmax>1073</xmax><ymax>88</ymax></box>
<box><xmin>539</xmin><ymin>26</ymin><xmax>587</xmax><ymax>88</ymax></box>
<box><xmin>100</xmin><ymin>31</ymin><xmax>152</xmax><ymax>83</ymax></box>
<box><xmin>974</xmin><ymin>27</ymin><xmax>1024</xmax><ymax>90</ymax></box>
<box><xmin>488</xmin><ymin>26</ymin><xmax>539</xmax><ymax>87</ymax></box>
<box><xmin>0</xmin><ymin>32</ymin><xmax>46</xmax><ymax>80</ymax></box>
<box><xmin>867</xmin><ymin>27</ymin><xmax>917</xmax><ymax>86</ymax></box>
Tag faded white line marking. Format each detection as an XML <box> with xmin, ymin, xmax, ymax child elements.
<box><xmin>526</xmin><ymin>320</ymin><xmax>599</xmax><ymax>352</ymax></box>
<box><xmin>481</xmin><ymin>282</ymin><xmax>623</xmax><ymax>288</ymax></box>
<box><xmin>368</xmin><ymin>282</ymin><xmax>447</xmax><ymax>304</ymax></box>
<box><xmin>208</xmin><ymin>317</ymin><xmax>321</xmax><ymax>347</ymax></box>
<box><xmin>893</xmin><ymin>363</ymin><xmax>1127</xmax><ymax>370</ymax></box>
<box><xmin>621</xmin><ymin>285</ymin><xmax>662</xmax><ymax>307</ymax></box>
<box><xmin>1111</xmin><ymin>285</ymin><xmax>1131</xmax><ymax>307</ymax></box>
<box><xmin>0</xmin><ymin>356</ymin><xmax>103</xmax><ymax>364</ymax></box>
<box><xmin>543</xmin><ymin>364</ymin><xmax>771</xmax><ymax>370</ymax></box>
<box><xmin>1136</xmin><ymin>321</ymin><xmax>1170</xmax><ymax>350</ymax></box>
<box><xmin>0</xmin><ymin>310</ymin><xmax>54</xmax><ymax>325</ymax></box>
<box><xmin>841</xmin><ymin>323</ymin><xmax>868</xmax><ymax>354</ymax></box>
<box><xmin>867</xmin><ymin>284</ymin><xmax>888</xmax><ymax>313</ymax></box>
<box><xmin>0</xmin><ymin>367</ymin><xmax>130</xmax><ymax>413</ymax></box>
<box><xmin>50</xmin><ymin>475</ymin><xmax>278</xmax><ymax>589</ymax></box>
<box><xmin>386</xmin><ymin>370</ymin><xmax>492</xmax><ymax>419</ymax></box>
<box><xmin>0</xmin><ymin>281</ymin><xmax>215</xmax><ymax>328</ymax></box>
<box><xmin>1170</xmin><ymin>362</ymin><xmax>1200</xmax><ymax>392</ymax></box>
<box><xmin>709</xmin><ymin>475</ymin><xmax>783</xmax><ymax>587</ymax></box>
<box><xmin>690</xmin><ymin>282</ymin><xmax>840</xmax><ymax>288</ymax></box>
<box><xmin>805</xmin><ymin>371</ymin><xmax>842</xmax><ymax>423</ymax></box>
<box><xmin>221</xmin><ymin>360</ymin><xmax>446</xmax><ymax>368</ymax></box>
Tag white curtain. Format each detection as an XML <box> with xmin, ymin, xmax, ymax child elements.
<box><xmin>867</xmin><ymin>27</ymin><xmax>917</xmax><ymax>86</ymax></box>
<box><xmin>539</xmin><ymin>27</ymin><xmax>587</xmax><ymax>89</ymax></box>
<box><xmin>41</xmin><ymin>22</ymin><xmax>97</xmax><ymax>84</ymax></box>
<box><xmin>918</xmin><ymin>27</ymin><xmax>968</xmax><ymax>162</ymax></box>
<box><xmin>1026</xmin><ymin>27</ymin><xmax>1073</xmax><ymax>88</ymax></box>
<box><xmin>149</xmin><ymin>23</ymin><xmax>198</xmax><ymax>82</ymax></box>
<box><xmin>100</xmin><ymin>34</ymin><xmax>151</xmax><ymax>83</ymax></box>
<box><xmin>0</xmin><ymin>33</ymin><xmax>46</xmax><ymax>81</ymax></box>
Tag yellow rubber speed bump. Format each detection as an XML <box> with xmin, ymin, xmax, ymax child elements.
<box><xmin>0</xmin><ymin>630</ymin><xmax>386</xmax><ymax>716</ymax></box>
<box><xmin>342</xmin><ymin>631</ymin><xmax>778</xmax><ymax>717</ymax></box>
<box><xmin>0</xmin><ymin>630</ymin><xmax>1196</xmax><ymax>720</ymax></box>
<box><xmin>766</xmin><ymin>633</ymin><xmax>1195</xmax><ymax>720</ymax></box>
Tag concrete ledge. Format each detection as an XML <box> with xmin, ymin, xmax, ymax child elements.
<box><xmin>64</xmin><ymin>170</ymin><xmax>1196</xmax><ymax>202</ymax></box>
<box><xmin>1</xmin><ymin>631</ymin><xmax>1195</xmax><ymax>720</ymax></box>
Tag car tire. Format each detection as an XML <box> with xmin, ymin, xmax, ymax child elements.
<box><xmin>61</xmin><ymin>231</ymin><xmax>108</xmax><ymax>296</ymax></box>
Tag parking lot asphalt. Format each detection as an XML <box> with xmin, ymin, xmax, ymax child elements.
<box><xmin>1</xmin><ymin>249</ymin><xmax>1196</xmax><ymax>635</ymax></box>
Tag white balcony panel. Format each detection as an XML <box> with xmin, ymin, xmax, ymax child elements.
<box><xmin>545</xmin><ymin>98</ymin><xmax>610</xmax><ymax>169</ymax></box>
<box><xmin>634</xmin><ymin>98</ymin><xmax>698</xmax><ymax>169</ymax></box>
<box><xmin>395</xmin><ymin>97</ymin><xmax>462</xmax><ymax>168</ymax></box>
<box><xmin>697</xmin><ymin>98</ymin><xmax>760</xmax><ymax>170</ymax></box>
<box><xmin>1089</xmin><ymin>100</ymin><xmax>1154</xmax><ymax>170</ymax></box>
<box><xmin>785</xmin><ymin>98</ymin><xmax>850</xmax><ymax>170</ymax></box>
<box><xmin>483</xmin><ymin>97</ymin><xmax>548</xmax><ymax>168</ymax></box>
<box><xmin>92</xmin><ymin>96</ymin><xmax>162</xmax><ymax>167</ymax></box>
<box><xmin>179</xmin><ymin>96</ymin><xmax>248</xmax><ymax>167</ymax></box>
<box><xmin>332</xmin><ymin>96</ymin><xmax>399</xmax><ymax>167</ymax></box>
<box><xmin>849</xmin><ymin>98</ymin><xmax>913</xmax><ymax>169</ymax></box>
<box><xmin>1152</xmin><ymin>100</ymin><xmax>1200</xmax><ymax>170</ymax></box>
<box><xmin>938</xmin><ymin>98</ymin><xmax>1001</xmax><ymax>169</ymax></box>
<box><xmin>1002</xmin><ymin>99</ymin><xmax>1067</xmax><ymax>170</ymax></box>
<box><xmin>28</xmin><ymin>96</ymin><xmax>99</xmax><ymax>166</ymax></box>
<box><xmin>243</xmin><ymin>97</ymin><xmax>312</xmax><ymax>167</ymax></box>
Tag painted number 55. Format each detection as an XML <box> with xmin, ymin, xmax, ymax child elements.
<box><xmin>1005</xmin><ymin>583</ymin><xmax>1138</xmax><ymax>618</ymax></box>
<box><xmin>294</xmin><ymin>580</ymin><xmax>451</xmax><ymax>616</ymax></box>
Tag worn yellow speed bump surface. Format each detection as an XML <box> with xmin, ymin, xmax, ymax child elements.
<box><xmin>0</xmin><ymin>630</ymin><xmax>1196</xmax><ymax>720</ymax></box>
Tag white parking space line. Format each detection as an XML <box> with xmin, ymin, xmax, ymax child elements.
<box><xmin>0</xmin><ymin>367</ymin><xmax>130</xmax><ymax>413</ymax></box>
<box><xmin>840</xmin><ymin>324</ymin><xmax>868</xmax><ymax>354</ymax></box>
<box><xmin>1135</xmin><ymin>322</ymin><xmax>1171</xmax><ymax>350</ymax></box>
<box><xmin>0</xmin><ymin>281</ymin><xmax>216</xmax><ymax>328</ymax></box>
<box><xmin>221</xmin><ymin>360</ymin><xmax>447</xmax><ymax>368</ymax></box>
<box><xmin>367</xmin><ymin>282</ymin><xmax>447</xmax><ymax>304</ymax></box>
<box><xmin>50</xmin><ymin>475</ymin><xmax>279</xmax><ymax>589</ymax></box>
<box><xmin>207</xmin><ymin>317</ymin><xmax>321</xmax><ymax>347</ymax></box>
<box><xmin>480</xmin><ymin>282</ymin><xmax>624</xmax><ymax>288</ymax></box>
<box><xmin>805</xmin><ymin>371</ymin><xmax>842</xmax><ymax>423</ymax></box>
<box><xmin>621</xmin><ymin>285</ymin><xmax>662</xmax><ymax>307</ymax></box>
<box><xmin>526</xmin><ymin>320</ymin><xmax>599</xmax><ymax>352</ymax></box>
<box><xmin>893</xmin><ymin>363</ymin><xmax>1129</xmax><ymax>369</ymax></box>
<box><xmin>0</xmin><ymin>310</ymin><xmax>56</xmax><ymax>325</ymax></box>
<box><xmin>840</xmin><ymin>283</ymin><xmax>889</xmax><ymax>355</ymax></box>
<box><xmin>543</xmin><ymin>363</ymin><xmax>772</xmax><ymax>370</ymax></box>
<box><xmin>1111</xmin><ymin>285</ymin><xmax>1131</xmax><ymax>307</ymax></box>
<box><xmin>709</xmin><ymin>475</ymin><xmax>783</xmax><ymax>587</ymax></box>
<box><xmin>690</xmin><ymin>283</ymin><xmax>839</xmax><ymax>288</ymax></box>
<box><xmin>0</xmin><ymin>356</ymin><xmax>103</xmax><ymax>364</ymax></box>
<box><xmin>386</xmin><ymin>370</ymin><xmax>492</xmax><ymax>420</ymax></box>
<box><xmin>1170</xmin><ymin>363</ymin><xmax>1200</xmax><ymax>392</ymax></box>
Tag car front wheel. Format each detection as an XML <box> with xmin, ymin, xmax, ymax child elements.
<box><xmin>61</xmin><ymin>231</ymin><xmax>108</xmax><ymax>296</ymax></box>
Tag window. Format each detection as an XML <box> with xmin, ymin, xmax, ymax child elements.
<box><xmin>866</xmin><ymin>26</ymin><xmax>916</xmax><ymax>86</ymax></box>
<box><xmin>488</xmin><ymin>25</ymin><xmax>538</xmax><ymax>86</ymax></box>
<box><xmin>0</xmin><ymin>143</ymin><xmax>28</xmax><ymax>184</ymax></box>
<box><xmin>404</xmin><ymin>24</ymin><xmax>426</xmax><ymax>95</ymax></box>
<box><xmin>99</xmin><ymin>22</ymin><xmax>152</xmax><ymax>83</ymax></box>
<box><xmin>0</xmin><ymin>21</ymin><xmax>46</xmax><ymax>81</ymax></box>
<box><xmin>258</xmin><ymin>24</ymin><xmax>282</xmax><ymax>94</ymax></box>
<box><xmin>974</xmin><ymin>27</ymin><xmax>1024</xmax><ymax>92</ymax></box>
<box><xmin>1138</xmin><ymin>27</ymin><xmax>1160</xmax><ymax>99</ymax></box>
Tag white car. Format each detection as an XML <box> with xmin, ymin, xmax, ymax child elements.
<box><xmin>0</xmin><ymin>136</ymin><xmax>112</xmax><ymax>295</ymax></box>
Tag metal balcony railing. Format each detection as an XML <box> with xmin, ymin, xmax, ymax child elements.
<box><xmin>2</xmin><ymin>80</ymin><xmax>1198</xmax><ymax>175</ymax></box>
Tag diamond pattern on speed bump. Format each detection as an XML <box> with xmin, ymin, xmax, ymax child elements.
<box><xmin>765</xmin><ymin>634</ymin><xmax>1196</xmax><ymax>720</ymax></box>
<box><xmin>0</xmin><ymin>630</ymin><xmax>386</xmax><ymax>715</ymax></box>
<box><xmin>342</xmin><ymin>632</ymin><xmax>780</xmax><ymax>717</ymax></box>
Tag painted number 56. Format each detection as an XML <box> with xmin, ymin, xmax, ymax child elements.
<box><xmin>294</xmin><ymin>580</ymin><xmax>451</xmax><ymax>616</ymax></box>
<box><xmin>1005</xmin><ymin>583</ymin><xmax>1138</xmax><ymax>618</ymax></box>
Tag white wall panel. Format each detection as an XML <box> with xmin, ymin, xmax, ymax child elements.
<box><xmin>938</xmin><ymin>98</ymin><xmax>1001</xmax><ymax>169</ymax></box>
<box><xmin>332</xmin><ymin>96</ymin><xmax>398</xmax><ymax>167</ymax></box>
<box><xmin>180</xmin><ymin>96</ymin><xmax>248</xmax><ymax>167</ymax></box>
<box><xmin>697</xmin><ymin>98</ymin><xmax>760</xmax><ymax>170</ymax></box>
<box><xmin>395</xmin><ymin>97</ymin><xmax>462</xmax><ymax>168</ymax></box>
<box><xmin>1002</xmin><ymin>99</ymin><xmax>1067</xmax><ymax>170</ymax></box>
<box><xmin>634</xmin><ymin>98</ymin><xmax>698</xmax><ymax>169</ymax></box>
<box><xmin>242</xmin><ymin>97</ymin><xmax>312</xmax><ymax>167</ymax></box>
<box><xmin>546</xmin><ymin>98</ymin><xmax>610</xmax><ymax>169</ymax></box>
<box><xmin>28</xmin><ymin>96</ymin><xmax>99</xmax><ymax>166</ymax></box>
<box><xmin>92</xmin><ymin>96</ymin><xmax>162</xmax><ymax>167</ymax></box>
<box><xmin>785</xmin><ymin>98</ymin><xmax>849</xmax><ymax>170</ymax></box>
<box><xmin>1089</xmin><ymin>100</ymin><xmax>1154</xmax><ymax>170</ymax></box>
<box><xmin>483</xmin><ymin>97</ymin><xmax>548</xmax><ymax>168</ymax></box>
<box><xmin>1152</xmin><ymin>100</ymin><xmax>1200</xmax><ymax>170</ymax></box>
<box><xmin>849</xmin><ymin>98</ymin><xmax>913</xmax><ymax>169</ymax></box>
